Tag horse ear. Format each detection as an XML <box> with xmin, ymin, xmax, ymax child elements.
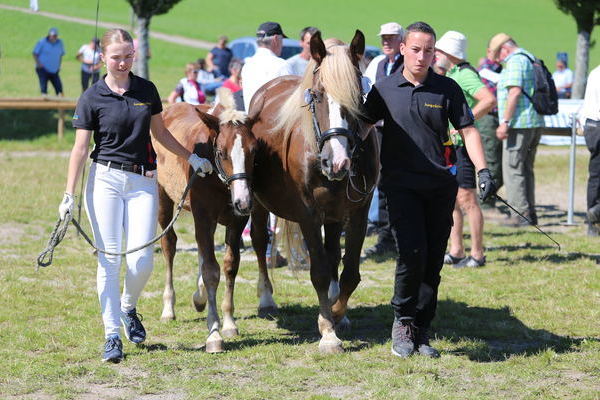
<box><xmin>349</xmin><ymin>30</ymin><xmax>365</xmax><ymax>66</ymax></box>
<box><xmin>310</xmin><ymin>30</ymin><xmax>326</xmax><ymax>65</ymax></box>
<box><xmin>195</xmin><ymin>109</ymin><xmax>220</xmax><ymax>133</ymax></box>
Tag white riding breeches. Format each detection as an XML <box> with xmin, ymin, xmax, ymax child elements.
<box><xmin>85</xmin><ymin>162</ymin><xmax>158</xmax><ymax>338</ymax></box>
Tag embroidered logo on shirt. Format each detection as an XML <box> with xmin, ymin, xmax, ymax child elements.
<box><xmin>424</xmin><ymin>103</ymin><xmax>443</xmax><ymax>109</ymax></box>
<box><xmin>133</xmin><ymin>102</ymin><xmax>151</xmax><ymax>106</ymax></box>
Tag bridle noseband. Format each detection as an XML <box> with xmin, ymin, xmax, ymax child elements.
<box><xmin>212</xmin><ymin>137</ymin><xmax>250</xmax><ymax>187</ymax></box>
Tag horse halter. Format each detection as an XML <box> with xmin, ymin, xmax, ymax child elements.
<box><xmin>304</xmin><ymin>88</ymin><xmax>358</xmax><ymax>153</ymax></box>
<box><xmin>212</xmin><ymin>136</ymin><xmax>250</xmax><ymax>187</ymax></box>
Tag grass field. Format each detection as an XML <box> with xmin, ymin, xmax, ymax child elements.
<box><xmin>0</xmin><ymin>145</ymin><xmax>599</xmax><ymax>399</ymax></box>
<box><xmin>1</xmin><ymin>0</ymin><xmax>599</xmax><ymax>100</ymax></box>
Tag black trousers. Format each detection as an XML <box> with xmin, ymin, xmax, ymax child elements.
<box><xmin>81</xmin><ymin>70</ymin><xmax>100</xmax><ymax>91</ymax></box>
<box><xmin>386</xmin><ymin>180</ymin><xmax>458</xmax><ymax>329</ymax></box>
<box><xmin>35</xmin><ymin>67</ymin><xmax>63</xmax><ymax>95</ymax></box>
<box><xmin>584</xmin><ymin>120</ymin><xmax>600</xmax><ymax>210</ymax></box>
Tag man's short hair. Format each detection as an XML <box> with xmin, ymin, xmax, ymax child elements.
<box><xmin>300</xmin><ymin>26</ymin><xmax>319</xmax><ymax>41</ymax></box>
<box><xmin>257</xmin><ymin>35</ymin><xmax>277</xmax><ymax>48</ymax></box>
<box><xmin>402</xmin><ymin>21</ymin><xmax>436</xmax><ymax>43</ymax></box>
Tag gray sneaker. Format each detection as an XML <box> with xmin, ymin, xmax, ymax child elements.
<box><xmin>391</xmin><ymin>318</ymin><xmax>416</xmax><ymax>358</ymax></box>
<box><xmin>415</xmin><ymin>328</ymin><xmax>440</xmax><ymax>358</ymax></box>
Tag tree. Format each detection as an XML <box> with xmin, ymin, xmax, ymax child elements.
<box><xmin>554</xmin><ymin>0</ymin><xmax>600</xmax><ymax>99</ymax></box>
<box><xmin>126</xmin><ymin>0</ymin><xmax>182</xmax><ymax>79</ymax></box>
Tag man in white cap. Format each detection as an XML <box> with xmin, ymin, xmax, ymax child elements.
<box><xmin>363</xmin><ymin>22</ymin><xmax>404</xmax><ymax>259</ymax></box>
<box><xmin>364</xmin><ymin>22</ymin><xmax>404</xmax><ymax>85</ymax></box>
<box><xmin>434</xmin><ymin>31</ymin><xmax>496</xmax><ymax>269</ymax></box>
<box><xmin>241</xmin><ymin>21</ymin><xmax>293</xmax><ymax>112</ymax></box>
<box><xmin>489</xmin><ymin>33</ymin><xmax>544</xmax><ymax>226</ymax></box>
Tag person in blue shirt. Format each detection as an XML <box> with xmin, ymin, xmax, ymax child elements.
<box><xmin>33</xmin><ymin>27</ymin><xmax>65</xmax><ymax>96</ymax></box>
<box><xmin>206</xmin><ymin>35</ymin><xmax>233</xmax><ymax>78</ymax></box>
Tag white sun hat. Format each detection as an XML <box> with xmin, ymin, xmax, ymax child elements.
<box><xmin>435</xmin><ymin>30</ymin><xmax>468</xmax><ymax>60</ymax></box>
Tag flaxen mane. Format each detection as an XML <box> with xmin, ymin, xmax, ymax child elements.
<box><xmin>216</xmin><ymin>87</ymin><xmax>246</xmax><ymax>125</ymax></box>
<box><xmin>275</xmin><ymin>44</ymin><xmax>362</xmax><ymax>152</ymax></box>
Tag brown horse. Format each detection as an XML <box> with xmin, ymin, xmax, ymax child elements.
<box><xmin>153</xmin><ymin>89</ymin><xmax>257</xmax><ymax>352</ymax></box>
<box><xmin>247</xmin><ymin>31</ymin><xmax>378</xmax><ymax>353</ymax></box>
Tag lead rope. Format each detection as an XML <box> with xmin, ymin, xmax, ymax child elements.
<box><xmin>36</xmin><ymin>172</ymin><xmax>199</xmax><ymax>270</ymax></box>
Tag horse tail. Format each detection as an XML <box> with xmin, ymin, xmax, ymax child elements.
<box><xmin>279</xmin><ymin>219</ymin><xmax>309</xmax><ymax>273</ymax></box>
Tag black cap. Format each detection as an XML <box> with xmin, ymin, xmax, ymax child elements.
<box><xmin>256</xmin><ymin>22</ymin><xmax>287</xmax><ymax>38</ymax></box>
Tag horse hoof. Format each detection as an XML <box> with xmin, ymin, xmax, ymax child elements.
<box><xmin>160</xmin><ymin>314</ymin><xmax>176</xmax><ymax>323</ymax></box>
<box><xmin>192</xmin><ymin>292</ymin><xmax>207</xmax><ymax>312</ymax></box>
<box><xmin>257</xmin><ymin>306</ymin><xmax>278</xmax><ymax>320</ymax></box>
<box><xmin>205</xmin><ymin>339</ymin><xmax>224</xmax><ymax>353</ymax></box>
<box><xmin>222</xmin><ymin>328</ymin><xmax>239</xmax><ymax>338</ymax></box>
<box><xmin>318</xmin><ymin>340</ymin><xmax>344</xmax><ymax>354</ymax></box>
<box><xmin>335</xmin><ymin>316</ymin><xmax>351</xmax><ymax>333</ymax></box>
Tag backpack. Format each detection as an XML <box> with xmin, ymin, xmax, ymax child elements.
<box><xmin>457</xmin><ymin>61</ymin><xmax>480</xmax><ymax>77</ymax></box>
<box><xmin>514</xmin><ymin>53</ymin><xmax>559</xmax><ymax>115</ymax></box>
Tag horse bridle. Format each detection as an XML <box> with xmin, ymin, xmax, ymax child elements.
<box><xmin>304</xmin><ymin>87</ymin><xmax>376</xmax><ymax>202</ymax></box>
<box><xmin>304</xmin><ymin>88</ymin><xmax>359</xmax><ymax>153</ymax></box>
<box><xmin>212</xmin><ymin>136</ymin><xmax>250</xmax><ymax>187</ymax></box>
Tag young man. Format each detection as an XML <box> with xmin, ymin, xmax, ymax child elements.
<box><xmin>363</xmin><ymin>22</ymin><xmax>496</xmax><ymax>358</ymax></box>
<box><xmin>285</xmin><ymin>26</ymin><xmax>319</xmax><ymax>76</ymax></box>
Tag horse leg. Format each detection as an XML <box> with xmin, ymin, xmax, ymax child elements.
<box><xmin>158</xmin><ymin>185</ymin><xmax>178</xmax><ymax>322</ymax></box>
<box><xmin>221</xmin><ymin>216</ymin><xmax>248</xmax><ymax>338</ymax></box>
<box><xmin>251</xmin><ymin>202</ymin><xmax>278</xmax><ymax>318</ymax></box>
<box><xmin>324</xmin><ymin>222</ymin><xmax>343</xmax><ymax>306</ymax></box>
<box><xmin>332</xmin><ymin>203</ymin><xmax>370</xmax><ymax>331</ymax></box>
<box><xmin>299</xmin><ymin>218</ymin><xmax>343</xmax><ymax>354</ymax></box>
<box><xmin>192</xmin><ymin>212</ymin><xmax>224</xmax><ymax>353</ymax></box>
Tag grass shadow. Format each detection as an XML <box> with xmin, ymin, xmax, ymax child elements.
<box><xmin>435</xmin><ymin>299</ymin><xmax>592</xmax><ymax>362</ymax></box>
<box><xmin>265</xmin><ymin>301</ymin><xmax>593</xmax><ymax>361</ymax></box>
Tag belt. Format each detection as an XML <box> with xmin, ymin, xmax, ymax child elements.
<box><xmin>94</xmin><ymin>159</ymin><xmax>154</xmax><ymax>175</ymax></box>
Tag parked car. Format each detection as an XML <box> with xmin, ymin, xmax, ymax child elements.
<box><xmin>229</xmin><ymin>36</ymin><xmax>382</xmax><ymax>63</ymax></box>
<box><xmin>229</xmin><ymin>37</ymin><xmax>302</xmax><ymax>61</ymax></box>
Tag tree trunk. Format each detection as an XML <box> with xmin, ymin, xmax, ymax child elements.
<box><xmin>134</xmin><ymin>16</ymin><xmax>150</xmax><ymax>79</ymax></box>
<box><xmin>573</xmin><ymin>28</ymin><xmax>591</xmax><ymax>99</ymax></box>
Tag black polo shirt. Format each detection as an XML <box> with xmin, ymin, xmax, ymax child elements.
<box><xmin>363</xmin><ymin>67</ymin><xmax>474</xmax><ymax>190</ymax></box>
<box><xmin>72</xmin><ymin>72</ymin><xmax>163</xmax><ymax>169</ymax></box>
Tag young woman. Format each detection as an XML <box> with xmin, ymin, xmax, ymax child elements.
<box><xmin>58</xmin><ymin>29</ymin><xmax>213</xmax><ymax>363</ymax></box>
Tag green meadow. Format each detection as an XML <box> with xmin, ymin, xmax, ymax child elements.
<box><xmin>1</xmin><ymin>0</ymin><xmax>599</xmax><ymax>99</ymax></box>
<box><xmin>1</xmin><ymin>1</ymin><xmax>599</xmax><ymax>399</ymax></box>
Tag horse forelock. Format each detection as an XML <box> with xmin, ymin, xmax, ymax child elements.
<box><xmin>274</xmin><ymin>46</ymin><xmax>363</xmax><ymax>153</ymax></box>
<box><xmin>216</xmin><ymin>87</ymin><xmax>247</xmax><ymax>125</ymax></box>
<box><xmin>318</xmin><ymin>45</ymin><xmax>363</xmax><ymax>119</ymax></box>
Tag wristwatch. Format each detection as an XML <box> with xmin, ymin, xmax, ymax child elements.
<box><xmin>502</xmin><ymin>119</ymin><xmax>512</xmax><ymax>126</ymax></box>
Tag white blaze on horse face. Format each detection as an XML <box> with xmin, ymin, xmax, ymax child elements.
<box><xmin>231</xmin><ymin>133</ymin><xmax>250</xmax><ymax>210</ymax></box>
<box><xmin>327</xmin><ymin>97</ymin><xmax>351</xmax><ymax>174</ymax></box>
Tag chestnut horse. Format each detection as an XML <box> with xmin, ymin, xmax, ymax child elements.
<box><xmin>248</xmin><ymin>31</ymin><xmax>378</xmax><ymax>353</ymax></box>
<box><xmin>153</xmin><ymin>89</ymin><xmax>257</xmax><ymax>352</ymax></box>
